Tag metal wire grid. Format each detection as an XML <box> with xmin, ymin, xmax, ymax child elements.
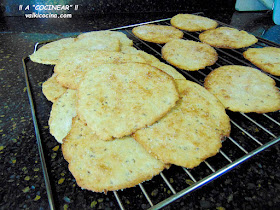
<box><xmin>109</xmin><ymin>19</ymin><xmax>280</xmax><ymax>209</ymax></box>
<box><xmin>22</xmin><ymin>17</ymin><xmax>280</xmax><ymax>210</ymax></box>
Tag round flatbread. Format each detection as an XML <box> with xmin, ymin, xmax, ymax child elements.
<box><xmin>49</xmin><ymin>89</ymin><xmax>77</xmax><ymax>143</ymax></box>
<box><xmin>77</xmin><ymin>30</ymin><xmax>133</xmax><ymax>47</ymax></box>
<box><xmin>77</xmin><ymin>62</ymin><xmax>179</xmax><ymax>141</ymax></box>
<box><xmin>69</xmin><ymin>35</ymin><xmax>120</xmax><ymax>52</ymax></box>
<box><xmin>132</xmin><ymin>24</ymin><xmax>184</xmax><ymax>44</ymax></box>
<box><xmin>162</xmin><ymin>39</ymin><xmax>218</xmax><ymax>71</ymax></box>
<box><xmin>171</xmin><ymin>14</ymin><xmax>218</xmax><ymax>32</ymax></box>
<box><xmin>243</xmin><ymin>47</ymin><xmax>280</xmax><ymax>76</ymax></box>
<box><xmin>199</xmin><ymin>27</ymin><xmax>258</xmax><ymax>49</ymax></box>
<box><xmin>133</xmin><ymin>80</ymin><xmax>230</xmax><ymax>169</ymax></box>
<box><xmin>204</xmin><ymin>65</ymin><xmax>280</xmax><ymax>113</ymax></box>
<box><xmin>42</xmin><ymin>73</ymin><xmax>67</xmax><ymax>103</ymax></box>
<box><xmin>62</xmin><ymin>117</ymin><xmax>166</xmax><ymax>192</ymax></box>
<box><xmin>54</xmin><ymin>50</ymin><xmax>146</xmax><ymax>89</ymax></box>
<box><xmin>29</xmin><ymin>38</ymin><xmax>75</xmax><ymax>65</ymax></box>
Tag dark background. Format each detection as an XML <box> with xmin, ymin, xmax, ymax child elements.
<box><xmin>1</xmin><ymin>0</ymin><xmax>236</xmax><ymax>16</ymax></box>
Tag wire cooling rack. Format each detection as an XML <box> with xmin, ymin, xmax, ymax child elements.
<box><xmin>22</xmin><ymin>15</ymin><xmax>280</xmax><ymax>210</ymax></box>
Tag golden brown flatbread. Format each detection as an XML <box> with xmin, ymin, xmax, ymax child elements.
<box><xmin>69</xmin><ymin>35</ymin><xmax>120</xmax><ymax>52</ymax></box>
<box><xmin>132</xmin><ymin>24</ymin><xmax>184</xmax><ymax>44</ymax></box>
<box><xmin>77</xmin><ymin>62</ymin><xmax>179</xmax><ymax>141</ymax></box>
<box><xmin>54</xmin><ymin>50</ymin><xmax>146</xmax><ymax>89</ymax></box>
<box><xmin>162</xmin><ymin>39</ymin><xmax>218</xmax><ymax>71</ymax></box>
<box><xmin>204</xmin><ymin>65</ymin><xmax>280</xmax><ymax>113</ymax></box>
<box><xmin>199</xmin><ymin>27</ymin><xmax>258</xmax><ymax>49</ymax></box>
<box><xmin>48</xmin><ymin>89</ymin><xmax>77</xmax><ymax>143</ymax></box>
<box><xmin>133</xmin><ymin>80</ymin><xmax>230</xmax><ymax>168</ymax></box>
<box><xmin>243</xmin><ymin>47</ymin><xmax>280</xmax><ymax>76</ymax></box>
<box><xmin>29</xmin><ymin>38</ymin><xmax>75</xmax><ymax>65</ymax></box>
<box><xmin>77</xmin><ymin>30</ymin><xmax>133</xmax><ymax>47</ymax></box>
<box><xmin>171</xmin><ymin>14</ymin><xmax>218</xmax><ymax>32</ymax></box>
<box><xmin>62</xmin><ymin>117</ymin><xmax>166</xmax><ymax>192</ymax></box>
<box><xmin>42</xmin><ymin>73</ymin><xmax>67</xmax><ymax>102</ymax></box>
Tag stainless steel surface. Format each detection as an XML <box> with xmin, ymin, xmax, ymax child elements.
<box><xmin>22</xmin><ymin>16</ymin><xmax>280</xmax><ymax>210</ymax></box>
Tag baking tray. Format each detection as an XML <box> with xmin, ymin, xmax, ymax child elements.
<box><xmin>22</xmin><ymin>14</ymin><xmax>280</xmax><ymax>209</ymax></box>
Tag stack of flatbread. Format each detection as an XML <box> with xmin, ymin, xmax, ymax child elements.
<box><xmin>29</xmin><ymin>13</ymin><xmax>280</xmax><ymax>193</ymax></box>
<box><xmin>30</xmin><ymin>28</ymin><xmax>231</xmax><ymax>193</ymax></box>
